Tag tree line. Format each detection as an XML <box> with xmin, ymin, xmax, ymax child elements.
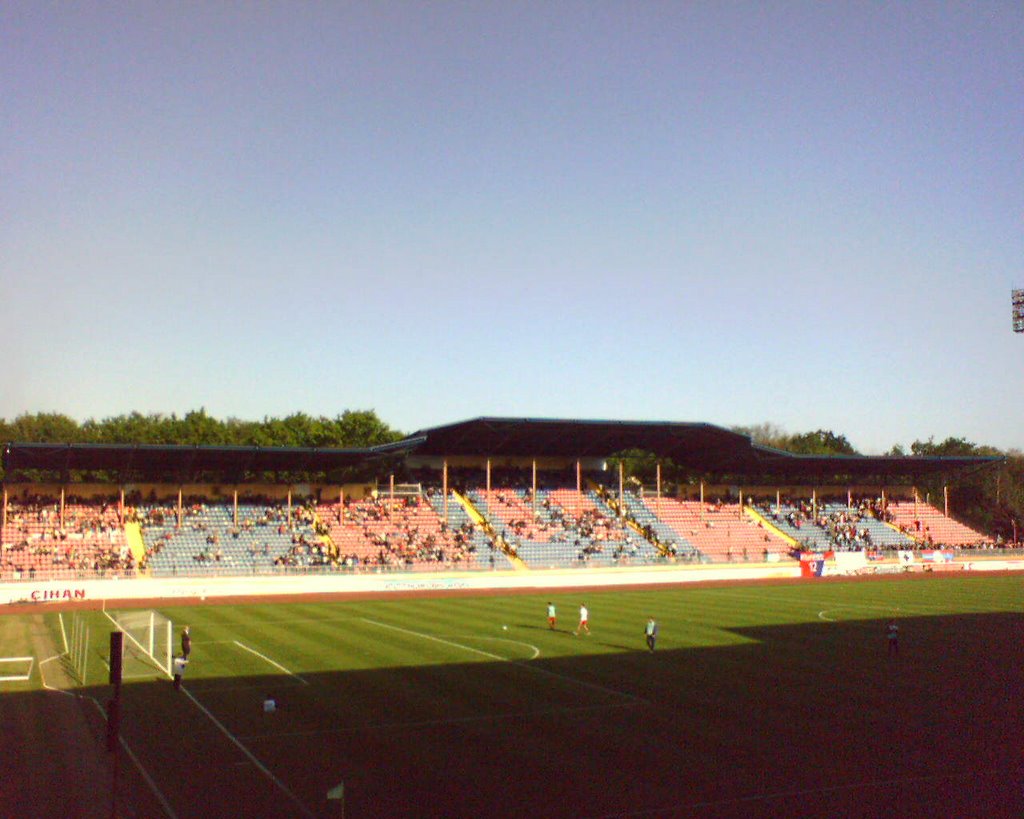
<box><xmin>0</xmin><ymin>409</ymin><xmax>404</xmax><ymax>449</ymax></box>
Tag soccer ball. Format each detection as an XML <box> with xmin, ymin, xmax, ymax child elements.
<box><xmin>502</xmin><ymin>625</ymin><xmax>508</xmax><ymax>631</ymax></box>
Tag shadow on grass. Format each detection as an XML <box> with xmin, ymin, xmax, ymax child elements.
<box><xmin>6</xmin><ymin>612</ymin><xmax>1023</xmax><ymax>819</ymax></box>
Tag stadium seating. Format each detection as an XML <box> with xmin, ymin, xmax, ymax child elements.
<box><xmin>761</xmin><ymin>500</ymin><xmax>933</xmax><ymax>552</ymax></box>
<box><xmin>315</xmin><ymin>493</ymin><xmax>485</xmax><ymax>571</ymax></box>
<box><xmin>885</xmin><ymin>501</ymin><xmax>994</xmax><ymax>548</ymax></box>
<box><xmin>138</xmin><ymin>502</ymin><xmax>325</xmax><ymax>577</ymax></box>
<box><xmin>0</xmin><ymin>499</ymin><xmax>134</xmax><ymax>581</ymax></box>
<box><xmin>639</xmin><ymin>497</ymin><xmax>786</xmax><ymax>562</ymax></box>
<box><xmin>469</xmin><ymin>487</ymin><xmax>658</xmax><ymax>569</ymax></box>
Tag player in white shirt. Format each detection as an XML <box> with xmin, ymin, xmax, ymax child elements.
<box><xmin>575</xmin><ymin>604</ymin><xmax>590</xmax><ymax>636</ymax></box>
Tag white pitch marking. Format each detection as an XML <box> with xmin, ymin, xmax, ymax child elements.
<box><xmin>242</xmin><ymin>700</ymin><xmax>638</xmax><ymax>741</ymax></box>
<box><xmin>818</xmin><ymin>610</ymin><xmax>837</xmax><ymax>622</ymax></box>
<box><xmin>444</xmin><ymin>635</ymin><xmax>541</xmax><ymax>660</ymax></box>
<box><xmin>182</xmin><ymin>686</ymin><xmax>314</xmax><ymax>818</ymax></box>
<box><xmin>232</xmin><ymin>640</ymin><xmax>308</xmax><ymax>685</ymax></box>
<box><xmin>362</xmin><ymin>618</ymin><xmax>646</xmax><ymax>703</ymax></box>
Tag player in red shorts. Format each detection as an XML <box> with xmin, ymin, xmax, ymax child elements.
<box><xmin>574</xmin><ymin>603</ymin><xmax>590</xmax><ymax>636</ymax></box>
<box><xmin>547</xmin><ymin>602</ymin><xmax>557</xmax><ymax>630</ymax></box>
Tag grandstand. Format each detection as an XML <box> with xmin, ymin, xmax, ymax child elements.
<box><xmin>0</xmin><ymin>418</ymin><xmax>1011</xmax><ymax>580</ymax></box>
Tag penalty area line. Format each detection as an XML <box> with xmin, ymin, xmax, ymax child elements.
<box><xmin>182</xmin><ymin>686</ymin><xmax>314</xmax><ymax>818</ymax></box>
<box><xmin>240</xmin><ymin>700</ymin><xmax>640</xmax><ymax>741</ymax></box>
<box><xmin>232</xmin><ymin>640</ymin><xmax>308</xmax><ymax>686</ymax></box>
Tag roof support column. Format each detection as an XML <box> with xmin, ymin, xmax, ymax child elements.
<box><xmin>339</xmin><ymin>487</ymin><xmax>344</xmax><ymax>525</ymax></box>
<box><xmin>531</xmin><ymin>460</ymin><xmax>537</xmax><ymax>517</ymax></box>
<box><xmin>233</xmin><ymin>488</ymin><xmax>238</xmax><ymax>528</ymax></box>
<box><xmin>700</xmin><ymin>481</ymin><xmax>705</xmax><ymax>522</ymax></box>
<box><xmin>738</xmin><ymin>488</ymin><xmax>743</xmax><ymax>520</ymax></box>
<box><xmin>118</xmin><ymin>487</ymin><xmax>125</xmax><ymax>526</ymax></box>
<box><xmin>656</xmin><ymin>463</ymin><xmax>661</xmax><ymax>515</ymax></box>
<box><xmin>177</xmin><ymin>487</ymin><xmax>183</xmax><ymax>528</ymax></box>
<box><xmin>576</xmin><ymin>460</ymin><xmax>581</xmax><ymax>511</ymax></box>
<box><xmin>847</xmin><ymin>488</ymin><xmax>852</xmax><ymax>512</ymax></box>
<box><xmin>812</xmin><ymin>488</ymin><xmax>817</xmax><ymax>520</ymax></box>
<box><xmin>389</xmin><ymin>474</ymin><xmax>395</xmax><ymax>515</ymax></box>
<box><xmin>60</xmin><ymin>485</ymin><xmax>65</xmax><ymax>530</ymax></box>
<box><xmin>944</xmin><ymin>484</ymin><xmax>949</xmax><ymax>518</ymax></box>
<box><xmin>1</xmin><ymin>484</ymin><xmax>7</xmax><ymax>544</ymax></box>
<box><xmin>618</xmin><ymin>461</ymin><xmax>624</xmax><ymax>519</ymax></box>
<box><xmin>442</xmin><ymin>460</ymin><xmax>449</xmax><ymax>524</ymax></box>
<box><xmin>775</xmin><ymin>488</ymin><xmax>781</xmax><ymax>517</ymax></box>
<box><xmin>287</xmin><ymin>488</ymin><xmax>293</xmax><ymax>528</ymax></box>
<box><xmin>486</xmin><ymin>459</ymin><xmax>491</xmax><ymax>496</ymax></box>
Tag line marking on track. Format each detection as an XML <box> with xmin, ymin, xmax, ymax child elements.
<box><xmin>182</xmin><ymin>686</ymin><xmax>314</xmax><ymax>818</ymax></box>
<box><xmin>362</xmin><ymin>618</ymin><xmax>648</xmax><ymax>704</ymax></box>
<box><xmin>232</xmin><ymin>640</ymin><xmax>309</xmax><ymax>685</ymax></box>
<box><xmin>241</xmin><ymin>700</ymin><xmax>638</xmax><ymax>741</ymax></box>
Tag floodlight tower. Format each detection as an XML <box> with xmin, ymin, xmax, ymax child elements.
<box><xmin>1013</xmin><ymin>289</ymin><xmax>1024</xmax><ymax>333</ymax></box>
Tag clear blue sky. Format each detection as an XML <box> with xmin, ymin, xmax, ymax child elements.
<box><xmin>2</xmin><ymin>3</ymin><xmax>1022</xmax><ymax>453</ymax></box>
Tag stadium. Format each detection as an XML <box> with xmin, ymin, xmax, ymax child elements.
<box><xmin>5</xmin><ymin>4</ymin><xmax>1023</xmax><ymax>817</ymax></box>
<box><xmin>3</xmin><ymin>417</ymin><xmax>1023</xmax><ymax>817</ymax></box>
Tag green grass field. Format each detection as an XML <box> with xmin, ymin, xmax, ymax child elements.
<box><xmin>2</xmin><ymin>574</ymin><xmax>1023</xmax><ymax>818</ymax></box>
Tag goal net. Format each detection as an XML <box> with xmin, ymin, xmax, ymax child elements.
<box><xmin>104</xmin><ymin>609</ymin><xmax>173</xmax><ymax>679</ymax></box>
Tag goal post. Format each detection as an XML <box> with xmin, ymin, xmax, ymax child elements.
<box><xmin>66</xmin><ymin>612</ymin><xmax>92</xmax><ymax>685</ymax></box>
<box><xmin>103</xmin><ymin>609</ymin><xmax>173</xmax><ymax>679</ymax></box>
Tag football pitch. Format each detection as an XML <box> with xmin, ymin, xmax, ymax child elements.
<box><xmin>2</xmin><ymin>573</ymin><xmax>1022</xmax><ymax>818</ymax></box>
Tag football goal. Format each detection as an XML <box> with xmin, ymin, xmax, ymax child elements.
<box><xmin>103</xmin><ymin>609</ymin><xmax>174</xmax><ymax>679</ymax></box>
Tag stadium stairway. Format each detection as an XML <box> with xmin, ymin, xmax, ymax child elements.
<box><xmin>454</xmin><ymin>491</ymin><xmax>528</xmax><ymax>570</ymax></box>
<box><xmin>125</xmin><ymin>522</ymin><xmax>148</xmax><ymax>572</ymax></box>
<box><xmin>744</xmin><ymin>507</ymin><xmax>799</xmax><ymax>549</ymax></box>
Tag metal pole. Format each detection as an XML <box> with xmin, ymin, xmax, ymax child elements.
<box><xmin>776</xmin><ymin>488</ymin><xmax>781</xmax><ymax>516</ymax></box>
<box><xmin>700</xmin><ymin>481</ymin><xmax>705</xmax><ymax>522</ymax></box>
<box><xmin>618</xmin><ymin>461</ymin><xmax>624</xmax><ymax>518</ymax></box>
<box><xmin>1</xmin><ymin>484</ymin><xmax>7</xmax><ymax>544</ymax></box>
<box><xmin>177</xmin><ymin>488</ymin><xmax>183</xmax><ymax>528</ymax></box>
<box><xmin>118</xmin><ymin>487</ymin><xmax>124</xmax><ymax>526</ymax></box>
<box><xmin>442</xmin><ymin>461</ymin><xmax>448</xmax><ymax>524</ymax></box>
<box><xmin>233</xmin><ymin>488</ymin><xmax>238</xmax><ymax>528</ymax></box>
<box><xmin>532</xmin><ymin>459</ymin><xmax>537</xmax><ymax>516</ymax></box>
<box><xmin>944</xmin><ymin>484</ymin><xmax>949</xmax><ymax>518</ymax></box>
<box><xmin>847</xmin><ymin>488</ymin><xmax>852</xmax><ymax>511</ymax></box>
<box><xmin>486</xmin><ymin>459</ymin><xmax>491</xmax><ymax>495</ymax></box>
<box><xmin>576</xmin><ymin>460</ymin><xmax>581</xmax><ymax>513</ymax></box>
<box><xmin>287</xmin><ymin>489</ymin><xmax>292</xmax><ymax>528</ymax></box>
<box><xmin>389</xmin><ymin>474</ymin><xmax>395</xmax><ymax>515</ymax></box>
<box><xmin>656</xmin><ymin>463</ymin><xmax>662</xmax><ymax>515</ymax></box>
<box><xmin>60</xmin><ymin>485</ymin><xmax>66</xmax><ymax>530</ymax></box>
<box><xmin>339</xmin><ymin>487</ymin><xmax>344</xmax><ymax>524</ymax></box>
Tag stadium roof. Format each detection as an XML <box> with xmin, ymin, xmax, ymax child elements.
<box><xmin>2</xmin><ymin>417</ymin><xmax>1003</xmax><ymax>480</ymax></box>
<box><xmin>1</xmin><ymin>442</ymin><xmax>385</xmax><ymax>475</ymax></box>
<box><xmin>401</xmin><ymin>417</ymin><xmax>1002</xmax><ymax>480</ymax></box>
